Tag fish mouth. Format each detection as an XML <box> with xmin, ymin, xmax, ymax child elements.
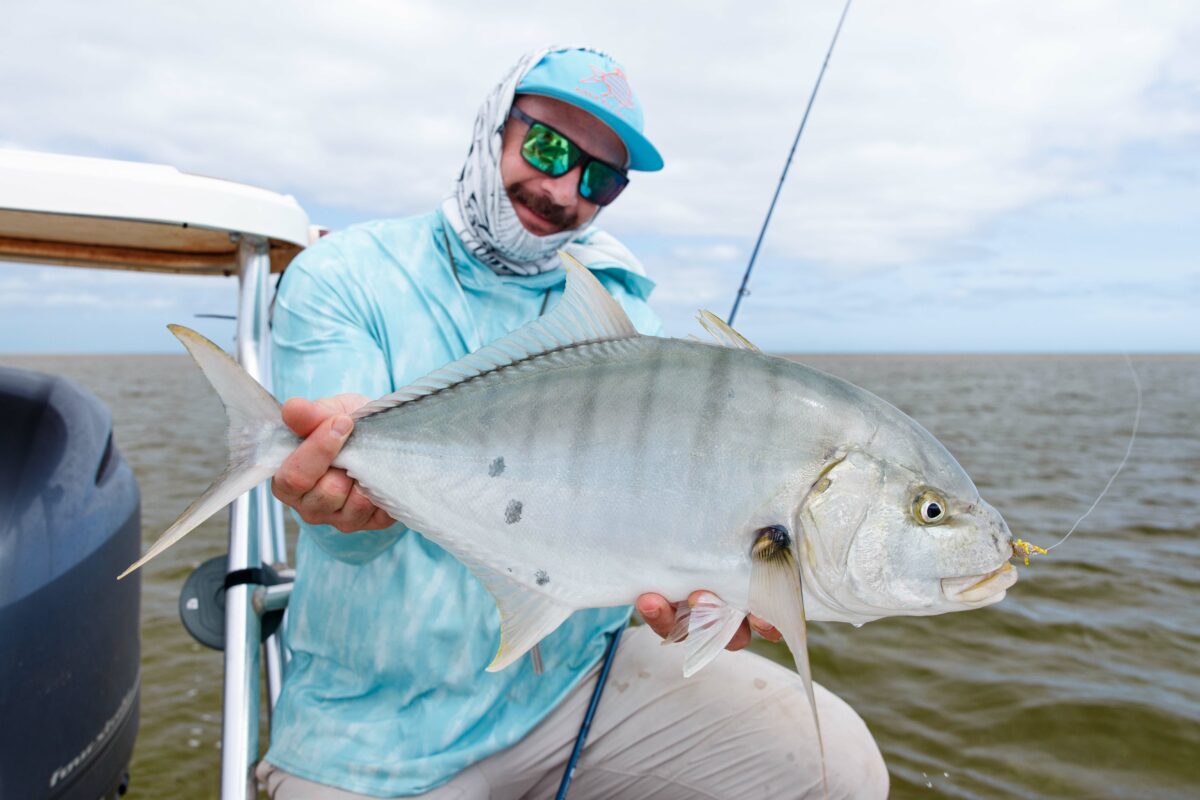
<box><xmin>941</xmin><ymin>562</ymin><xmax>1018</xmax><ymax>605</ymax></box>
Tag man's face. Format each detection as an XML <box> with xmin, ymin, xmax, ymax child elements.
<box><xmin>500</xmin><ymin>94</ymin><xmax>628</xmax><ymax>237</ymax></box>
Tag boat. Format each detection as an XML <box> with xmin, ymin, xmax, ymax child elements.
<box><xmin>0</xmin><ymin>149</ymin><xmax>312</xmax><ymax>799</ymax></box>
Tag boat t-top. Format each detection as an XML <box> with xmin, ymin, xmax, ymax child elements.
<box><xmin>0</xmin><ymin>148</ymin><xmax>311</xmax><ymax>799</ymax></box>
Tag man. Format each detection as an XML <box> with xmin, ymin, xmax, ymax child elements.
<box><xmin>257</xmin><ymin>46</ymin><xmax>888</xmax><ymax>799</ymax></box>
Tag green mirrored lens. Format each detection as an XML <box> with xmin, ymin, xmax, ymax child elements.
<box><xmin>522</xmin><ymin>124</ymin><xmax>575</xmax><ymax>176</ymax></box>
<box><xmin>580</xmin><ymin>161</ymin><xmax>628</xmax><ymax>206</ymax></box>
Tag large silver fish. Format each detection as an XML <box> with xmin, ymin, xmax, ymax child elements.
<box><xmin>121</xmin><ymin>255</ymin><xmax>1017</xmax><ymax>785</ymax></box>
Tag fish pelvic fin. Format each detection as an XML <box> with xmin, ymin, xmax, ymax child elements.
<box><xmin>117</xmin><ymin>325</ymin><xmax>295</xmax><ymax>579</ymax></box>
<box><xmin>662</xmin><ymin>592</ymin><xmax>747</xmax><ymax>678</ymax></box>
<box><xmin>748</xmin><ymin>524</ymin><xmax>828</xmax><ymax>800</ymax></box>
<box><xmin>351</xmin><ymin>252</ymin><xmax>638</xmax><ymax>420</ymax></box>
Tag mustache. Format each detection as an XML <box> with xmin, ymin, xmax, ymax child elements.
<box><xmin>507</xmin><ymin>183</ymin><xmax>574</xmax><ymax>228</ymax></box>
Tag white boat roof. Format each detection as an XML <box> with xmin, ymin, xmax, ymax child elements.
<box><xmin>0</xmin><ymin>149</ymin><xmax>313</xmax><ymax>275</ymax></box>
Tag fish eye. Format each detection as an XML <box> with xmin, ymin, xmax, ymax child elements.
<box><xmin>914</xmin><ymin>491</ymin><xmax>948</xmax><ymax>525</ymax></box>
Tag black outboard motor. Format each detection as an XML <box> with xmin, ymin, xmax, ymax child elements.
<box><xmin>0</xmin><ymin>366</ymin><xmax>141</xmax><ymax>799</ymax></box>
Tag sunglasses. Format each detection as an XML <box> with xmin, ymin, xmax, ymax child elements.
<box><xmin>508</xmin><ymin>106</ymin><xmax>629</xmax><ymax>207</ymax></box>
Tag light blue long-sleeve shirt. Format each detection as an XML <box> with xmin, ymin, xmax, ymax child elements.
<box><xmin>265</xmin><ymin>210</ymin><xmax>663</xmax><ymax>796</ymax></box>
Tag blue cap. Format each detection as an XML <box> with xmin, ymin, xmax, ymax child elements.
<box><xmin>516</xmin><ymin>48</ymin><xmax>663</xmax><ymax>172</ymax></box>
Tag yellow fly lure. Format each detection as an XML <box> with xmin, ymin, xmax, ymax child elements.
<box><xmin>1012</xmin><ymin>539</ymin><xmax>1048</xmax><ymax>567</ymax></box>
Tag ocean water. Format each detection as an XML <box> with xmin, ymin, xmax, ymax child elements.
<box><xmin>2</xmin><ymin>352</ymin><xmax>1197</xmax><ymax>799</ymax></box>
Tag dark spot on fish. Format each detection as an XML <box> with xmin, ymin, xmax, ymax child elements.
<box><xmin>727</xmin><ymin>388</ymin><xmax>736</xmax><ymax>399</ymax></box>
<box><xmin>489</xmin><ymin>456</ymin><xmax>506</xmax><ymax>477</ymax></box>
<box><xmin>535</xmin><ymin>569</ymin><xmax>549</xmax><ymax>586</ymax></box>
<box><xmin>505</xmin><ymin>499</ymin><xmax>523</xmax><ymax>524</ymax></box>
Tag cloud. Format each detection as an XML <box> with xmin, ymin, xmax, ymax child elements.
<box><xmin>5</xmin><ymin>0</ymin><xmax>1197</xmax><ymax>273</ymax></box>
<box><xmin>3</xmin><ymin>1</ymin><xmax>1198</xmax><ymax>353</ymax></box>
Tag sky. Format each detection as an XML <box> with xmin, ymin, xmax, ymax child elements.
<box><xmin>1</xmin><ymin>0</ymin><xmax>1197</xmax><ymax>354</ymax></box>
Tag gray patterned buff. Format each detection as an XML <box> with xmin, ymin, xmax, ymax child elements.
<box><xmin>442</xmin><ymin>46</ymin><xmax>610</xmax><ymax>276</ymax></box>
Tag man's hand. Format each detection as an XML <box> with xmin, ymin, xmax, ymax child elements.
<box><xmin>272</xmin><ymin>395</ymin><xmax>395</xmax><ymax>533</ymax></box>
<box><xmin>636</xmin><ymin>592</ymin><xmax>782</xmax><ymax>651</ymax></box>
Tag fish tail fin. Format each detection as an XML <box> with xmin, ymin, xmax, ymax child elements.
<box><xmin>748</xmin><ymin>525</ymin><xmax>829</xmax><ymax>800</ymax></box>
<box><xmin>117</xmin><ymin>325</ymin><xmax>295</xmax><ymax>579</ymax></box>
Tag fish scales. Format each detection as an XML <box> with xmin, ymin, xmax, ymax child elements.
<box><xmin>337</xmin><ymin>337</ymin><xmax>861</xmax><ymax>607</ymax></box>
<box><xmin>626</xmin><ymin>343</ymin><xmax>667</xmax><ymax>528</ymax></box>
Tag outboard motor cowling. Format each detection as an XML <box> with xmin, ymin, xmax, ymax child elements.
<box><xmin>0</xmin><ymin>366</ymin><xmax>141</xmax><ymax>799</ymax></box>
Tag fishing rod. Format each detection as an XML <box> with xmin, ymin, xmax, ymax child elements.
<box><xmin>555</xmin><ymin>9</ymin><xmax>856</xmax><ymax>797</ymax></box>
<box><xmin>728</xmin><ymin>0</ymin><xmax>854</xmax><ymax>326</ymax></box>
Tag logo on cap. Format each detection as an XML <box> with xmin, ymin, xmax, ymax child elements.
<box><xmin>577</xmin><ymin>64</ymin><xmax>636</xmax><ymax>115</ymax></box>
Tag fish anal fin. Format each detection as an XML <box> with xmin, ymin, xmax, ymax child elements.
<box><xmin>748</xmin><ymin>524</ymin><xmax>828</xmax><ymax>799</ymax></box>
<box><xmin>485</xmin><ymin>581</ymin><xmax>571</xmax><ymax>672</ymax></box>
<box><xmin>696</xmin><ymin>310</ymin><xmax>761</xmax><ymax>352</ymax></box>
<box><xmin>459</xmin><ymin>558</ymin><xmax>571</xmax><ymax>672</ymax></box>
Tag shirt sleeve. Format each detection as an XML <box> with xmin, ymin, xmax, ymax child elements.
<box><xmin>271</xmin><ymin>240</ymin><xmax>405</xmax><ymax>563</ymax></box>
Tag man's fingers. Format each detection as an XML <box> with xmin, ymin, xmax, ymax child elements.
<box><xmin>298</xmin><ymin>469</ymin><xmax>355</xmax><ymax>520</ymax></box>
<box><xmin>638</xmin><ymin>591</ymin><xmax>777</xmax><ymax>649</ymax></box>
<box><xmin>636</xmin><ymin>593</ymin><xmax>677</xmax><ymax>639</ymax></box>
<box><xmin>364</xmin><ymin>507</ymin><xmax>395</xmax><ymax>531</ymax></box>
<box><xmin>281</xmin><ymin>397</ymin><xmax>333</xmax><ymax>437</ymax></box>
<box><xmin>332</xmin><ymin>485</ymin><xmax>382</xmax><ymax>533</ymax></box>
<box><xmin>272</xmin><ymin>415</ymin><xmax>354</xmax><ymax>503</ymax></box>
<box><xmin>273</xmin><ymin>394</ymin><xmax>386</xmax><ymax>532</ymax></box>
<box><xmin>748</xmin><ymin>614</ymin><xmax>782</xmax><ymax>642</ymax></box>
<box><xmin>281</xmin><ymin>394</ymin><xmax>370</xmax><ymax>437</ymax></box>
<box><xmin>726</xmin><ymin>619</ymin><xmax>752</xmax><ymax>651</ymax></box>
<box><xmin>681</xmin><ymin>592</ymin><xmax>777</xmax><ymax>651</ymax></box>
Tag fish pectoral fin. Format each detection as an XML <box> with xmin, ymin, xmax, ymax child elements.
<box><xmin>675</xmin><ymin>592</ymin><xmax>747</xmax><ymax>678</ymax></box>
<box><xmin>748</xmin><ymin>525</ymin><xmax>828</xmax><ymax>799</ymax></box>
<box><xmin>469</xmin><ymin>563</ymin><xmax>572</xmax><ymax>673</ymax></box>
<box><xmin>696</xmin><ymin>309</ymin><xmax>762</xmax><ymax>352</ymax></box>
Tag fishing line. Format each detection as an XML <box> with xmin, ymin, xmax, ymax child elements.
<box><xmin>727</xmin><ymin>0</ymin><xmax>854</xmax><ymax>327</ymax></box>
<box><xmin>1044</xmin><ymin>353</ymin><xmax>1142</xmax><ymax>552</ymax></box>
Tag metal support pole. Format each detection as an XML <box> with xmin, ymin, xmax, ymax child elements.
<box><xmin>254</xmin><ymin>288</ymin><xmax>288</xmax><ymax>710</ymax></box>
<box><xmin>221</xmin><ymin>234</ymin><xmax>271</xmax><ymax>800</ymax></box>
<box><xmin>255</xmin><ymin>298</ymin><xmax>288</xmax><ymax>705</ymax></box>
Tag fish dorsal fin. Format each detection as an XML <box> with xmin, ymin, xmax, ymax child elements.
<box><xmin>352</xmin><ymin>251</ymin><xmax>638</xmax><ymax>420</ymax></box>
<box><xmin>696</xmin><ymin>310</ymin><xmax>761</xmax><ymax>352</ymax></box>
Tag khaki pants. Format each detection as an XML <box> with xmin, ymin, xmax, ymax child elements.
<box><xmin>256</xmin><ymin>626</ymin><xmax>888</xmax><ymax>799</ymax></box>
